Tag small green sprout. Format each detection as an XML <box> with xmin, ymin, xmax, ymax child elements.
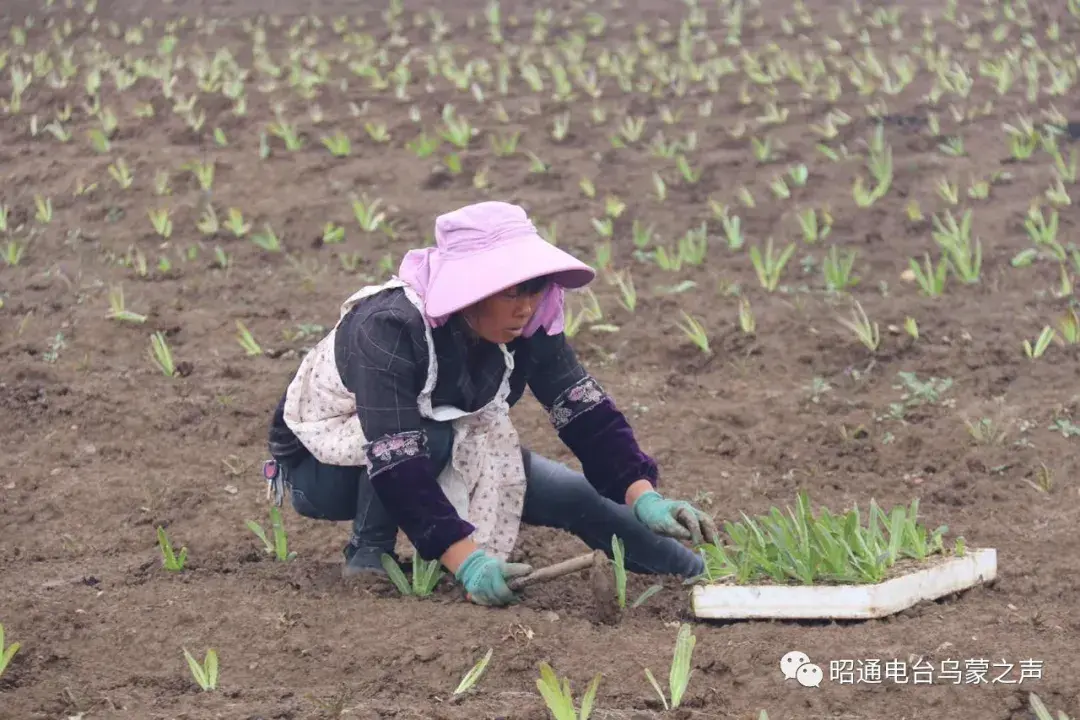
<box><xmin>246</xmin><ymin>506</ymin><xmax>297</xmax><ymax>561</ymax></box>
<box><xmin>837</xmin><ymin>298</ymin><xmax>880</xmax><ymax>352</ymax></box>
<box><xmin>183</xmin><ymin>648</ymin><xmax>218</xmax><ymax>691</ymax></box>
<box><xmin>610</xmin><ymin>535</ymin><xmax>663</xmax><ymax>610</ymax></box>
<box><xmin>106</xmin><ymin>285</ymin><xmax>146</xmax><ymax>323</ymax></box>
<box><xmin>1023</xmin><ymin>326</ymin><xmax>1055</xmax><ymax>360</ymax></box>
<box><xmin>644</xmin><ymin>624</ymin><xmax>696</xmax><ymax>710</ymax></box>
<box><xmin>149</xmin><ymin>331</ymin><xmax>177</xmax><ymax>377</ymax></box>
<box><xmin>380</xmin><ymin>553</ymin><xmax>444</xmax><ymax>597</ymax></box>
<box><xmin>235</xmin><ymin>320</ymin><xmax>263</xmax><ymax>356</ymax></box>
<box><xmin>453</xmin><ymin>648</ymin><xmax>493</xmax><ymax>696</ymax></box>
<box><xmin>536</xmin><ymin>662</ymin><xmax>602</xmax><ymax>720</ymax></box>
<box><xmin>0</xmin><ymin>624</ymin><xmax>22</xmax><ymax>679</ymax></box>
<box><xmin>675</xmin><ymin>311</ymin><xmax>710</xmax><ymax>355</ymax></box>
<box><xmin>321</xmin><ymin>129</ymin><xmax>352</xmax><ymax>156</ymax></box>
<box><xmin>156</xmin><ymin>526</ymin><xmax>187</xmax><ymax>571</ymax></box>
<box><xmin>148</xmin><ymin>208</ymin><xmax>173</xmax><ymax>238</ymax></box>
<box><xmin>749</xmin><ymin>238</ymin><xmax>796</xmax><ymax>292</ymax></box>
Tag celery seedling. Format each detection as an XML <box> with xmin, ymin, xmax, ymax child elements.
<box><xmin>749</xmin><ymin>238</ymin><xmax>796</xmax><ymax>291</ymax></box>
<box><xmin>352</xmin><ymin>195</ymin><xmax>386</xmax><ymax>232</ymax></box>
<box><xmin>837</xmin><ymin>299</ymin><xmax>879</xmax><ymax>351</ymax></box>
<box><xmin>822</xmin><ymin>245</ymin><xmax>859</xmax><ymax>292</ymax></box>
<box><xmin>453</xmin><ymin>648</ymin><xmax>493</xmax><ymax>696</ymax></box>
<box><xmin>148</xmin><ymin>208</ymin><xmax>172</xmax><ymax>238</ymax></box>
<box><xmin>245</xmin><ymin>506</ymin><xmax>297</xmax><ymax>561</ymax></box>
<box><xmin>321</xmin><ymin>130</ymin><xmax>351</xmax><ymax>156</ymax></box>
<box><xmin>380</xmin><ymin>553</ymin><xmax>444</xmax><ymax>597</ymax></box>
<box><xmin>156</xmin><ymin>526</ymin><xmax>187</xmax><ymax>571</ymax></box>
<box><xmin>644</xmin><ymin>624</ymin><xmax>696</xmax><ymax>710</ymax></box>
<box><xmin>3</xmin><ymin>241</ymin><xmax>26</xmax><ymax>267</ymax></box>
<box><xmin>149</xmin><ymin>332</ymin><xmax>176</xmax><ymax>377</ymax></box>
<box><xmin>235</xmin><ymin>321</ymin><xmax>263</xmax><ymax>355</ymax></box>
<box><xmin>700</xmin><ymin>490</ymin><xmax>949</xmax><ymax>585</ymax></box>
<box><xmin>675</xmin><ymin>311</ymin><xmax>710</xmax><ymax>354</ymax></box>
<box><xmin>536</xmin><ymin>662</ymin><xmax>602</xmax><ymax>720</ymax></box>
<box><xmin>908</xmin><ymin>253</ymin><xmax>947</xmax><ymax>297</ymax></box>
<box><xmin>0</xmin><ymin>624</ymin><xmax>21</xmax><ymax>680</ymax></box>
<box><xmin>1023</xmin><ymin>326</ymin><xmax>1055</xmax><ymax>359</ymax></box>
<box><xmin>611</xmin><ymin>535</ymin><xmax>663</xmax><ymax>610</ymax></box>
<box><xmin>106</xmin><ymin>285</ymin><xmax>146</xmax><ymax>323</ymax></box>
<box><xmin>183</xmin><ymin>648</ymin><xmax>218</xmax><ymax>691</ymax></box>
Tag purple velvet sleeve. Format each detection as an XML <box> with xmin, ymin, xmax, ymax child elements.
<box><xmin>549</xmin><ymin>377</ymin><xmax>659</xmax><ymax>503</ymax></box>
<box><xmin>365</xmin><ymin>431</ymin><xmax>475</xmax><ymax>561</ymax></box>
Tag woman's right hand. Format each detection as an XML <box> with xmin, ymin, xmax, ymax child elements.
<box><xmin>453</xmin><ymin>548</ymin><xmax>533</xmax><ymax>606</ymax></box>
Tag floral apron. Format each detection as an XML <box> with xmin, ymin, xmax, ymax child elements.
<box><xmin>279</xmin><ymin>278</ymin><xmax>526</xmax><ymax>560</ymax></box>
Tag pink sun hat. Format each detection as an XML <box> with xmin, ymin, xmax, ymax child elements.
<box><xmin>398</xmin><ymin>201</ymin><xmax>596</xmax><ymax>319</ymax></box>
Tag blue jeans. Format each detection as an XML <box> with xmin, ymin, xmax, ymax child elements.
<box><xmin>279</xmin><ymin>423</ymin><xmax>704</xmax><ymax>578</ymax></box>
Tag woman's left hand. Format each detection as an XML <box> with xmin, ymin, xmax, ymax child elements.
<box><xmin>632</xmin><ymin>490</ymin><xmax>719</xmax><ymax>546</ymax></box>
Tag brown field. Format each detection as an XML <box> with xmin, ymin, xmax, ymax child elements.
<box><xmin>2</xmin><ymin>0</ymin><xmax>1079</xmax><ymax>718</ymax></box>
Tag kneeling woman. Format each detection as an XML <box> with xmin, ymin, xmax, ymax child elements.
<box><xmin>263</xmin><ymin>201</ymin><xmax>716</xmax><ymax>606</ymax></box>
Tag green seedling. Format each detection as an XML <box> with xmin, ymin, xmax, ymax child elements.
<box><xmin>438</xmin><ymin>105</ymin><xmax>473</xmax><ymax>148</ymax></box>
<box><xmin>3</xmin><ymin>240</ymin><xmax>26</xmax><ymax>267</ymax></box>
<box><xmin>183</xmin><ymin>159</ymin><xmax>214</xmax><ymax>191</ymax></box>
<box><xmin>149</xmin><ymin>331</ymin><xmax>176</xmax><ymax>377</ymax></box>
<box><xmin>608</xmin><ymin>269</ymin><xmax>636</xmax><ymax>312</ymax></box>
<box><xmin>536</xmin><ymin>662</ymin><xmax>602</xmax><ymax>720</ymax></box>
<box><xmin>490</xmin><ymin>130</ymin><xmax>520</xmax><ymax>156</ymax></box>
<box><xmin>156</xmin><ymin>526</ymin><xmax>187</xmax><ymax>571</ymax></box>
<box><xmin>837</xmin><ymin>298</ymin><xmax>879</xmax><ymax>351</ymax></box>
<box><xmin>675</xmin><ymin>310</ymin><xmax>710</xmax><ymax>354</ymax></box>
<box><xmin>932</xmin><ymin>209</ymin><xmax>981</xmax><ymax>284</ymax></box>
<box><xmin>701</xmin><ymin>490</ymin><xmax>948</xmax><ymax>585</ymax></box>
<box><xmin>352</xmin><ymin>195</ymin><xmax>386</xmax><ymax>232</ymax></box>
<box><xmin>245</xmin><ymin>506</ymin><xmax>297</xmax><ymax>561</ymax></box>
<box><xmin>197</xmin><ymin>205</ymin><xmax>220</xmax><ymax>235</ymax></box>
<box><xmin>1057</xmin><ymin>309</ymin><xmax>1079</xmax><ymax>344</ymax></box>
<box><xmin>738</xmin><ymin>297</ymin><xmax>756</xmax><ymax>335</ymax></box>
<box><xmin>1023</xmin><ymin>326</ymin><xmax>1055</xmax><ymax>359</ymax></box>
<box><xmin>380</xmin><ymin>553</ymin><xmax>444</xmax><ymax>597</ymax></box>
<box><xmin>148</xmin><ymin>208</ymin><xmax>172</xmax><ymax>238</ymax></box>
<box><xmin>322</xmin><ymin>222</ymin><xmax>345</xmax><ymax>244</ymax></box>
<box><xmin>235</xmin><ymin>321</ymin><xmax>263</xmax><ymax>355</ymax></box>
<box><xmin>908</xmin><ymin>253</ymin><xmax>948</xmax><ymax>297</ymax></box>
<box><xmin>250</xmin><ymin>224</ymin><xmax>281</xmax><ymax>252</ymax></box>
<box><xmin>644</xmin><ymin>623</ymin><xmax>696</xmax><ymax>710</ymax></box>
<box><xmin>0</xmin><ymin>624</ymin><xmax>20</xmax><ymax>680</ymax></box>
<box><xmin>183</xmin><ymin>647</ymin><xmax>218</xmax><ymax>691</ymax></box>
<box><xmin>407</xmin><ymin>131</ymin><xmax>441</xmax><ymax>158</ymax></box>
<box><xmin>610</xmin><ymin>535</ymin><xmax>663</xmax><ymax>610</ymax></box>
<box><xmin>749</xmin><ymin>238</ymin><xmax>796</xmax><ymax>291</ymax></box>
<box><xmin>321</xmin><ymin>130</ymin><xmax>351</xmax><ymax>156</ymax></box>
<box><xmin>224</xmin><ymin>208</ymin><xmax>251</xmax><ymax>237</ymax></box>
<box><xmin>453</xmin><ymin>648</ymin><xmax>493</xmax><ymax>696</ymax></box>
<box><xmin>106</xmin><ymin>285</ymin><xmax>146</xmax><ymax>323</ymax></box>
<box><xmin>1029</xmin><ymin>692</ymin><xmax>1073</xmax><ymax>720</ymax></box>
<box><xmin>108</xmin><ymin>158</ymin><xmax>134</xmax><ymax>188</ymax></box>
<box><xmin>718</xmin><ymin>210</ymin><xmax>744</xmax><ymax>249</ymax></box>
<box><xmin>34</xmin><ymin>195</ymin><xmax>53</xmax><ymax>224</ymax></box>
<box><xmin>822</xmin><ymin>245</ymin><xmax>859</xmax><ymax>292</ymax></box>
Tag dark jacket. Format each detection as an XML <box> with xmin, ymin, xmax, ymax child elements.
<box><xmin>267</xmin><ymin>286</ymin><xmax>657</xmax><ymax>560</ymax></box>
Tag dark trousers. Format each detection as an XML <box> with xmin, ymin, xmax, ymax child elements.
<box><xmin>282</xmin><ymin>423</ymin><xmax>704</xmax><ymax>577</ymax></box>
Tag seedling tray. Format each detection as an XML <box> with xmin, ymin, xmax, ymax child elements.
<box><xmin>690</xmin><ymin>548</ymin><xmax>996</xmax><ymax>620</ymax></box>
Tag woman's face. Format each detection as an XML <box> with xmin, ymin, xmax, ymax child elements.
<box><xmin>463</xmin><ymin>282</ymin><xmax>548</xmax><ymax>344</ymax></box>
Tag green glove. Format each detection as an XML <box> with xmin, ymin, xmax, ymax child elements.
<box><xmin>454</xmin><ymin>549</ymin><xmax>534</xmax><ymax>607</ymax></box>
<box><xmin>632</xmin><ymin>490</ymin><xmax>719</xmax><ymax>546</ymax></box>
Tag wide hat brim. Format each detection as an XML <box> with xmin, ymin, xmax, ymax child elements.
<box><xmin>423</xmin><ymin>237</ymin><xmax>595</xmax><ymax>318</ymax></box>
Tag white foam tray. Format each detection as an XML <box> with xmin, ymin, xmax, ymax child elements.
<box><xmin>690</xmin><ymin>548</ymin><xmax>997</xmax><ymax>620</ymax></box>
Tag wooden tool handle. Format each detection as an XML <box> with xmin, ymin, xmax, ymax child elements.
<box><xmin>507</xmin><ymin>551</ymin><xmax>601</xmax><ymax>591</ymax></box>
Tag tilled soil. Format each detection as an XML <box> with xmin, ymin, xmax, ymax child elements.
<box><xmin>2</xmin><ymin>0</ymin><xmax>1079</xmax><ymax>718</ymax></box>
